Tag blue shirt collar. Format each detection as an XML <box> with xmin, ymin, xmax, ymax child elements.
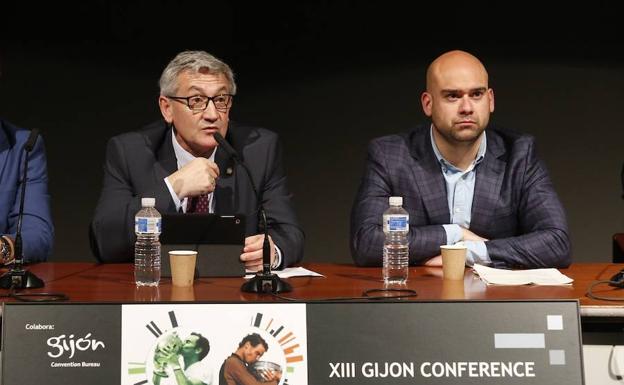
<box><xmin>429</xmin><ymin>124</ymin><xmax>487</xmax><ymax>172</ymax></box>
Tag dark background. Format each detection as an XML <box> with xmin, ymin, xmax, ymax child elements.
<box><xmin>1</xmin><ymin>2</ymin><xmax>623</xmax><ymax>264</ymax></box>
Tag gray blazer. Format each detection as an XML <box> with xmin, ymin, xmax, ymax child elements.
<box><xmin>350</xmin><ymin>124</ymin><xmax>571</xmax><ymax>268</ymax></box>
<box><xmin>90</xmin><ymin>120</ymin><xmax>304</xmax><ymax>267</ymax></box>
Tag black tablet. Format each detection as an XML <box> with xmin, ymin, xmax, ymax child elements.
<box><xmin>160</xmin><ymin>213</ymin><xmax>246</xmax><ymax>277</ymax></box>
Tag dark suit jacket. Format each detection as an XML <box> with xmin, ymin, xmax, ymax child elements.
<box><xmin>90</xmin><ymin>120</ymin><xmax>304</xmax><ymax>267</ymax></box>
<box><xmin>350</xmin><ymin>124</ymin><xmax>571</xmax><ymax>268</ymax></box>
<box><xmin>0</xmin><ymin>120</ymin><xmax>54</xmax><ymax>262</ymax></box>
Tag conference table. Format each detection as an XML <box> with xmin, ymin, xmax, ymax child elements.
<box><xmin>3</xmin><ymin>262</ymin><xmax>623</xmax><ymax>348</ymax></box>
<box><xmin>1</xmin><ymin>262</ymin><xmax>622</xmax><ymax>315</ymax></box>
<box><xmin>1</xmin><ymin>262</ymin><xmax>621</xmax><ymax>385</ymax></box>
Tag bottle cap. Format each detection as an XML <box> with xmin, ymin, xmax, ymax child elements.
<box><xmin>389</xmin><ymin>196</ymin><xmax>402</xmax><ymax>206</ymax></box>
<box><xmin>141</xmin><ymin>197</ymin><xmax>156</xmax><ymax>207</ymax></box>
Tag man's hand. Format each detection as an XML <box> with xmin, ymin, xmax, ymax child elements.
<box><xmin>424</xmin><ymin>255</ymin><xmax>443</xmax><ymax>266</ymax></box>
<box><xmin>167</xmin><ymin>158</ymin><xmax>220</xmax><ymax>199</ymax></box>
<box><xmin>240</xmin><ymin>234</ymin><xmax>275</xmax><ymax>271</ymax></box>
<box><xmin>261</xmin><ymin>369</ymin><xmax>282</xmax><ymax>382</ymax></box>
<box><xmin>164</xmin><ymin>351</ymin><xmax>182</xmax><ymax>368</ymax></box>
<box><xmin>461</xmin><ymin>228</ymin><xmax>488</xmax><ymax>242</ymax></box>
<box><xmin>424</xmin><ymin>228</ymin><xmax>487</xmax><ymax>267</ymax></box>
<box><xmin>153</xmin><ymin>340</ymin><xmax>180</xmax><ymax>378</ymax></box>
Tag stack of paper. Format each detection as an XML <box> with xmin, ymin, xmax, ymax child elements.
<box><xmin>245</xmin><ymin>267</ymin><xmax>324</xmax><ymax>279</ymax></box>
<box><xmin>472</xmin><ymin>264</ymin><xmax>573</xmax><ymax>285</ymax></box>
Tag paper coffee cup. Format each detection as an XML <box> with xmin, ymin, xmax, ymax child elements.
<box><xmin>169</xmin><ymin>250</ymin><xmax>197</xmax><ymax>287</ymax></box>
<box><xmin>440</xmin><ymin>245</ymin><xmax>466</xmax><ymax>280</ymax></box>
<box><xmin>441</xmin><ymin>279</ymin><xmax>465</xmax><ymax>299</ymax></box>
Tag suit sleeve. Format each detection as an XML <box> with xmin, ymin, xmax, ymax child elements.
<box><xmin>350</xmin><ymin>139</ymin><xmax>446</xmax><ymax>267</ymax></box>
<box><xmin>485</xmin><ymin>139</ymin><xmax>571</xmax><ymax>268</ymax></box>
<box><xmin>261</xmin><ymin>136</ymin><xmax>304</xmax><ymax>268</ymax></box>
<box><xmin>6</xmin><ymin>137</ymin><xmax>54</xmax><ymax>262</ymax></box>
<box><xmin>90</xmin><ymin>136</ymin><xmax>172</xmax><ymax>263</ymax></box>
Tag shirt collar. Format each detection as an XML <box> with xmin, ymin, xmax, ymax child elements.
<box><xmin>429</xmin><ymin>124</ymin><xmax>487</xmax><ymax>172</ymax></box>
<box><xmin>171</xmin><ymin>127</ymin><xmax>216</xmax><ymax>168</ymax></box>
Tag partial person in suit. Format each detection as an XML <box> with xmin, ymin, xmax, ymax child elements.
<box><xmin>90</xmin><ymin>50</ymin><xmax>304</xmax><ymax>270</ymax></box>
<box><xmin>0</xmin><ymin>119</ymin><xmax>54</xmax><ymax>262</ymax></box>
<box><xmin>350</xmin><ymin>50</ymin><xmax>571</xmax><ymax>268</ymax></box>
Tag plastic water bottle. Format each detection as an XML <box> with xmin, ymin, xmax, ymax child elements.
<box><xmin>383</xmin><ymin>196</ymin><xmax>409</xmax><ymax>284</ymax></box>
<box><xmin>134</xmin><ymin>197</ymin><xmax>161</xmax><ymax>286</ymax></box>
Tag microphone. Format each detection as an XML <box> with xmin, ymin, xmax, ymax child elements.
<box><xmin>0</xmin><ymin>129</ymin><xmax>45</xmax><ymax>289</ymax></box>
<box><xmin>214</xmin><ymin>132</ymin><xmax>292</xmax><ymax>293</ymax></box>
<box><xmin>214</xmin><ymin>133</ymin><xmax>239</xmax><ymax>162</ymax></box>
<box><xmin>24</xmin><ymin>128</ymin><xmax>40</xmax><ymax>151</ymax></box>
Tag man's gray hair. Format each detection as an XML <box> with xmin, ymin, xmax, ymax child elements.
<box><xmin>159</xmin><ymin>50</ymin><xmax>237</xmax><ymax>96</ymax></box>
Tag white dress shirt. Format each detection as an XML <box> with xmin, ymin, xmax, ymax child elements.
<box><xmin>163</xmin><ymin>130</ymin><xmax>282</xmax><ymax>269</ymax></box>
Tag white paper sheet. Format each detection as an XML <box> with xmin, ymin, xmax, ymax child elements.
<box><xmin>472</xmin><ymin>264</ymin><xmax>573</xmax><ymax>285</ymax></box>
<box><xmin>245</xmin><ymin>266</ymin><xmax>325</xmax><ymax>279</ymax></box>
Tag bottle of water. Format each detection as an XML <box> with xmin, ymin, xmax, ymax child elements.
<box><xmin>134</xmin><ymin>197</ymin><xmax>161</xmax><ymax>286</ymax></box>
<box><xmin>383</xmin><ymin>196</ymin><xmax>409</xmax><ymax>284</ymax></box>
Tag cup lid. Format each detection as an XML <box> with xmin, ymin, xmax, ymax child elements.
<box><xmin>440</xmin><ymin>244</ymin><xmax>467</xmax><ymax>250</ymax></box>
<box><xmin>168</xmin><ymin>250</ymin><xmax>197</xmax><ymax>255</ymax></box>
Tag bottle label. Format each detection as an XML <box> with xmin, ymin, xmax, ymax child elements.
<box><xmin>384</xmin><ymin>214</ymin><xmax>409</xmax><ymax>232</ymax></box>
<box><xmin>135</xmin><ymin>217</ymin><xmax>161</xmax><ymax>234</ymax></box>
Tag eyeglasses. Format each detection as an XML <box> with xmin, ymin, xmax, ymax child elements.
<box><xmin>167</xmin><ymin>94</ymin><xmax>233</xmax><ymax>112</ymax></box>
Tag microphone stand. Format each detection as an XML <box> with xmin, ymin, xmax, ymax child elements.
<box><xmin>0</xmin><ymin>131</ymin><xmax>44</xmax><ymax>289</ymax></box>
<box><xmin>238</xmin><ymin>162</ymin><xmax>292</xmax><ymax>294</ymax></box>
<box><xmin>213</xmin><ymin>132</ymin><xmax>291</xmax><ymax>293</ymax></box>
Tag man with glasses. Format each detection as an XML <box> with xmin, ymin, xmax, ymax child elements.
<box><xmin>90</xmin><ymin>50</ymin><xmax>303</xmax><ymax>270</ymax></box>
<box><xmin>351</xmin><ymin>50</ymin><xmax>570</xmax><ymax>269</ymax></box>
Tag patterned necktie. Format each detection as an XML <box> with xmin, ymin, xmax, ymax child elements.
<box><xmin>187</xmin><ymin>194</ymin><xmax>210</xmax><ymax>213</ymax></box>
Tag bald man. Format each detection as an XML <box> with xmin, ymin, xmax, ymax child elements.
<box><xmin>350</xmin><ymin>50</ymin><xmax>571</xmax><ymax>269</ymax></box>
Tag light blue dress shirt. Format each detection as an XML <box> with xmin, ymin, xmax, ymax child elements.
<box><xmin>430</xmin><ymin>127</ymin><xmax>491</xmax><ymax>266</ymax></box>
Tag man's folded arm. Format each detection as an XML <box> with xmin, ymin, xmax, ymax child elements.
<box><xmin>486</xmin><ymin>229</ymin><xmax>571</xmax><ymax>269</ymax></box>
<box><xmin>351</xmin><ymin>220</ymin><xmax>447</xmax><ymax>267</ymax></box>
<box><xmin>485</xmin><ymin>141</ymin><xmax>571</xmax><ymax>268</ymax></box>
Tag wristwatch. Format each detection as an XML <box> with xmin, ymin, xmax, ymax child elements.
<box><xmin>0</xmin><ymin>237</ymin><xmax>11</xmax><ymax>262</ymax></box>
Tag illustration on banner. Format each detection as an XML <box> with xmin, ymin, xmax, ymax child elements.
<box><xmin>121</xmin><ymin>304</ymin><xmax>307</xmax><ymax>385</ymax></box>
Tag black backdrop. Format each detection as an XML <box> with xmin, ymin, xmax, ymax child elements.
<box><xmin>1</xmin><ymin>2</ymin><xmax>623</xmax><ymax>263</ymax></box>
